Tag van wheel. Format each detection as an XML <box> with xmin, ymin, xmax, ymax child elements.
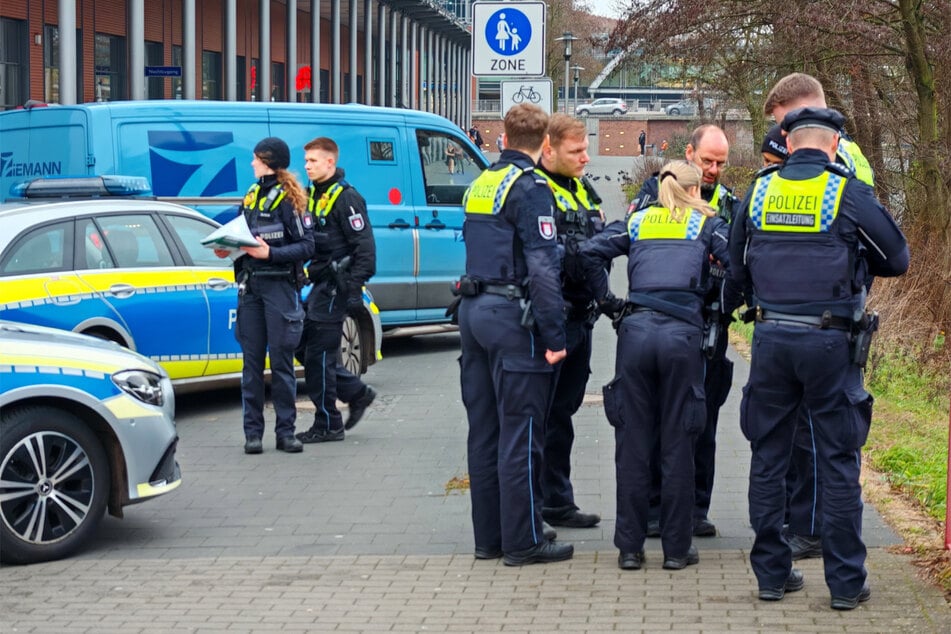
<box><xmin>340</xmin><ymin>315</ymin><xmax>364</xmax><ymax>376</ymax></box>
<box><xmin>0</xmin><ymin>406</ymin><xmax>109</xmax><ymax>565</ymax></box>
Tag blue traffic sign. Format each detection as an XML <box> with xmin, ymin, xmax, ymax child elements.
<box><xmin>484</xmin><ymin>9</ymin><xmax>533</xmax><ymax>57</ymax></box>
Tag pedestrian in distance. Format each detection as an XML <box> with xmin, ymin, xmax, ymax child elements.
<box><xmin>535</xmin><ymin>113</ymin><xmax>607</xmax><ymax>532</ymax></box>
<box><xmin>580</xmin><ymin>159</ymin><xmax>740</xmax><ymax>572</ymax></box>
<box><xmin>468</xmin><ymin>125</ymin><xmax>484</xmax><ymax>149</ymax></box>
<box><xmin>496</xmin><ymin>132</ymin><xmax>505</xmax><ymax>152</ymax></box>
<box><xmin>638</xmin><ymin>129</ymin><xmax>647</xmax><ymax>156</ymax></box>
<box><xmin>445</xmin><ymin>142</ymin><xmax>458</xmax><ymax>174</ymax></box>
<box><xmin>730</xmin><ymin>106</ymin><xmax>909</xmax><ymax>609</ymax></box>
<box><xmin>628</xmin><ymin>124</ymin><xmax>740</xmax><ymax>540</ymax></box>
<box><xmin>295</xmin><ymin>137</ymin><xmax>378</xmax><ymax>444</ymax></box>
<box><xmin>456</xmin><ymin>102</ymin><xmax>572</xmax><ymax>567</ymax></box>
<box><xmin>215</xmin><ymin>136</ymin><xmax>314</xmax><ymax>455</ymax></box>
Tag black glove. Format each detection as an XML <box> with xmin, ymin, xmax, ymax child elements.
<box><xmin>598</xmin><ymin>294</ymin><xmax>625</xmax><ymax>320</ymax></box>
<box><xmin>347</xmin><ymin>283</ymin><xmax>364</xmax><ymax>310</ymax></box>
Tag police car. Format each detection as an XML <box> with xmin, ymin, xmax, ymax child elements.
<box><xmin>0</xmin><ymin>320</ymin><xmax>181</xmax><ymax>564</ymax></box>
<box><xmin>0</xmin><ymin>176</ymin><xmax>382</xmax><ymax>389</ymax></box>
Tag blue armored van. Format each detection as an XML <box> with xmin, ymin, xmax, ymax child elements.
<box><xmin>0</xmin><ymin>101</ymin><xmax>488</xmax><ymax>331</ymax></box>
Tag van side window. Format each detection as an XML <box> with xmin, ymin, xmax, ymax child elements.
<box><xmin>369</xmin><ymin>140</ymin><xmax>395</xmax><ymax>162</ymax></box>
<box><xmin>0</xmin><ymin>222</ymin><xmax>71</xmax><ymax>276</ymax></box>
<box><xmin>416</xmin><ymin>130</ymin><xmax>482</xmax><ymax>206</ymax></box>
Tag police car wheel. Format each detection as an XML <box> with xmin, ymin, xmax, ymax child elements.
<box><xmin>0</xmin><ymin>406</ymin><xmax>110</xmax><ymax>565</ymax></box>
<box><xmin>339</xmin><ymin>315</ymin><xmax>364</xmax><ymax>376</ymax></box>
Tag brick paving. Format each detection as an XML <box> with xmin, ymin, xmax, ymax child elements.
<box><xmin>1</xmin><ymin>155</ymin><xmax>947</xmax><ymax>633</ymax></box>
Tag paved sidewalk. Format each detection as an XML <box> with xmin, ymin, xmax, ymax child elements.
<box><xmin>1</xmin><ymin>155</ymin><xmax>948</xmax><ymax>633</ymax></box>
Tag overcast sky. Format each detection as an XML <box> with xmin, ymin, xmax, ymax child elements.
<box><xmin>585</xmin><ymin>0</ymin><xmax>624</xmax><ymax>19</ymax></box>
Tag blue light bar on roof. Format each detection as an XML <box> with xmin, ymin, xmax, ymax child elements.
<box><xmin>10</xmin><ymin>175</ymin><xmax>152</xmax><ymax>199</ymax></box>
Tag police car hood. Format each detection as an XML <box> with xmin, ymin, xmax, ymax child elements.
<box><xmin>0</xmin><ymin>320</ymin><xmax>167</xmax><ymax>377</ymax></box>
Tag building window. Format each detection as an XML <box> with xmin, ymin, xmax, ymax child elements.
<box><xmin>0</xmin><ymin>18</ymin><xmax>26</xmax><ymax>110</ymax></box>
<box><xmin>236</xmin><ymin>55</ymin><xmax>246</xmax><ymax>101</ymax></box>
<box><xmin>43</xmin><ymin>25</ymin><xmax>83</xmax><ymax>104</ymax></box>
<box><xmin>145</xmin><ymin>41</ymin><xmax>164</xmax><ymax>99</ymax></box>
<box><xmin>202</xmin><ymin>50</ymin><xmax>221</xmax><ymax>100</ymax></box>
<box><xmin>270</xmin><ymin>62</ymin><xmax>285</xmax><ymax>102</ymax></box>
<box><xmin>95</xmin><ymin>33</ymin><xmax>127</xmax><ymax>101</ymax></box>
<box><xmin>172</xmin><ymin>46</ymin><xmax>182</xmax><ymax>98</ymax></box>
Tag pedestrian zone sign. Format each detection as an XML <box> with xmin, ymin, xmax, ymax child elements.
<box><xmin>471</xmin><ymin>2</ymin><xmax>547</xmax><ymax>77</ymax></box>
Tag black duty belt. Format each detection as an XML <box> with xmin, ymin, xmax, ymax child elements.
<box><xmin>481</xmin><ymin>283</ymin><xmax>525</xmax><ymax>300</ymax></box>
<box><xmin>758</xmin><ymin>309</ymin><xmax>851</xmax><ymax>331</ymax></box>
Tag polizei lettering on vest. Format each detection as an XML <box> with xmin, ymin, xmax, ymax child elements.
<box><xmin>645</xmin><ymin>211</ymin><xmax>684</xmax><ymax>224</ymax></box>
<box><xmin>764</xmin><ymin>212</ymin><xmax>816</xmax><ymax>227</ymax></box>
<box><xmin>765</xmin><ymin>194</ymin><xmax>818</xmax><ymax>211</ymax></box>
<box><xmin>490</xmin><ymin>59</ymin><xmax>527</xmax><ymax>72</ymax></box>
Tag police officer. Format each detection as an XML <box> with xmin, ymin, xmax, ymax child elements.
<box><xmin>217</xmin><ymin>136</ymin><xmax>314</xmax><ymax>455</ymax></box>
<box><xmin>295</xmin><ymin>137</ymin><xmax>377</xmax><ymax>444</ymax></box>
<box><xmin>764</xmin><ymin>73</ymin><xmax>878</xmax><ymax>561</ymax></box>
<box><xmin>629</xmin><ymin>125</ymin><xmax>739</xmax><ymax>538</ymax></box>
<box><xmin>458</xmin><ymin>103</ymin><xmax>572</xmax><ymax>566</ymax></box>
<box><xmin>581</xmin><ymin>160</ymin><xmax>737</xmax><ymax>571</ymax></box>
<box><xmin>730</xmin><ymin>107</ymin><xmax>908</xmax><ymax>608</ymax></box>
<box><xmin>535</xmin><ymin>113</ymin><xmax>604</xmax><ymax>530</ymax></box>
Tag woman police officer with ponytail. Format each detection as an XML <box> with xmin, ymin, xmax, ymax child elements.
<box><xmin>579</xmin><ymin>160</ymin><xmax>740</xmax><ymax>572</ymax></box>
<box><xmin>215</xmin><ymin>137</ymin><xmax>314</xmax><ymax>454</ymax></box>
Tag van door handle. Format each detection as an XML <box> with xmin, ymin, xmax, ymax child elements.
<box><xmin>108</xmin><ymin>283</ymin><xmax>136</xmax><ymax>299</ymax></box>
<box><xmin>207</xmin><ymin>277</ymin><xmax>233</xmax><ymax>291</ymax></box>
<box><xmin>424</xmin><ymin>219</ymin><xmax>446</xmax><ymax>230</ymax></box>
<box><xmin>389</xmin><ymin>219</ymin><xmax>411</xmax><ymax>229</ymax></box>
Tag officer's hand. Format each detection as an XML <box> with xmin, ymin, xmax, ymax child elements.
<box><xmin>347</xmin><ymin>286</ymin><xmax>364</xmax><ymax>311</ymax></box>
<box><xmin>598</xmin><ymin>294</ymin><xmax>625</xmax><ymax>320</ymax></box>
<box><xmin>241</xmin><ymin>236</ymin><xmax>270</xmax><ymax>260</ymax></box>
<box><xmin>545</xmin><ymin>348</ymin><xmax>567</xmax><ymax>365</ymax></box>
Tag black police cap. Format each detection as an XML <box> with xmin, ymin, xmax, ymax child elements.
<box><xmin>781</xmin><ymin>107</ymin><xmax>845</xmax><ymax>134</ymax></box>
<box><xmin>253</xmin><ymin>136</ymin><xmax>291</xmax><ymax>170</ymax></box>
<box><xmin>760</xmin><ymin>124</ymin><xmax>788</xmax><ymax>159</ymax></box>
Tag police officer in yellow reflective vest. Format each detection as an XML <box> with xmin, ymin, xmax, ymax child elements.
<box><xmin>217</xmin><ymin>137</ymin><xmax>314</xmax><ymax>455</ymax></box>
<box><xmin>628</xmin><ymin>125</ymin><xmax>739</xmax><ymax>539</ymax></box>
<box><xmin>730</xmin><ymin>107</ymin><xmax>908</xmax><ymax>608</ymax></box>
<box><xmin>457</xmin><ymin>103</ymin><xmax>572</xmax><ymax>566</ymax></box>
<box><xmin>534</xmin><ymin>114</ymin><xmax>607</xmax><ymax>530</ymax></box>
<box><xmin>580</xmin><ymin>160</ymin><xmax>738</xmax><ymax>572</ymax></box>
<box><xmin>764</xmin><ymin>72</ymin><xmax>880</xmax><ymax>562</ymax></box>
<box><xmin>295</xmin><ymin>137</ymin><xmax>377</xmax><ymax>444</ymax></box>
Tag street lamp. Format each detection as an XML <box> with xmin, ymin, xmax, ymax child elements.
<box><xmin>571</xmin><ymin>65</ymin><xmax>584</xmax><ymax>115</ymax></box>
<box><xmin>555</xmin><ymin>32</ymin><xmax>578</xmax><ymax>114</ymax></box>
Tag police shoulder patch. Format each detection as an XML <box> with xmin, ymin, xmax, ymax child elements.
<box><xmin>538</xmin><ymin>215</ymin><xmax>556</xmax><ymax>240</ymax></box>
<box><xmin>348</xmin><ymin>211</ymin><xmax>366</xmax><ymax>231</ymax></box>
<box><xmin>302</xmin><ymin>213</ymin><xmax>314</xmax><ymax>228</ymax></box>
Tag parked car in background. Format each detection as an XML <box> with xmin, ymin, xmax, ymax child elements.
<box><xmin>575</xmin><ymin>98</ymin><xmax>629</xmax><ymax>117</ymax></box>
<box><xmin>0</xmin><ymin>320</ymin><xmax>181</xmax><ymax>564</ymax></box>
<box><xmin>665</xmin><ymin>98</ymin><xmax>716</xmax><ymax>116</ymax></box>
<box><xmin>0</xmin><ymin>176</ymin><xmax>382</xmax><ymax>388</ymax></box>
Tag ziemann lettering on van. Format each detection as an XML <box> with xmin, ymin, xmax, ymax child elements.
<box><xmin>0</xmin><ymin>152</ymin><xmax>62</xmax><ymax>178</ymax></box>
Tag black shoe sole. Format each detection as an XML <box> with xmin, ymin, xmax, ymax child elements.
<box><xmin>830</xmin><ymin>586</ymin><xmax>871</xmax><ymax>610</ymax></box>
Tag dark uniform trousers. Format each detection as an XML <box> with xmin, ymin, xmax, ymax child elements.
<box><xmin>541</xmin><ymin>316</ymin><xmax>593</xmax><ymax>514</ymax></box>
<box><xmin>785</xmin><ymin>406</ymin><xmax>821</xmax><ymax>536</ymax></box>
<box><xmin>460</xmin><ymin>294</ymin><xmax>555</xmax><ymax>555</ymax></box>
<box><xmin>237</xmin><ymin>274</ymin><xmax>304</xmax><ymax>439</ymax></box>
<box><xmin>299</xmin><ymin>292</ymin><xmax>365</xmax><ymax>432</ymax></box>
<box><xmin>743</xmin><ymin>322</ymin><xmax>870</xmax><ymax>597</ymax></box>
<box><xmin>608</xmin><ymin>310</ymin><xmax>705</xmax><ymax>558</ymax></box>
